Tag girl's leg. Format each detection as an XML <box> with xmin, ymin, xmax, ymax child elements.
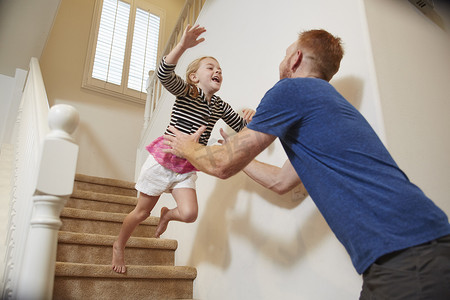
<box><xmin>112</xmin><ymin>192</ymin><xmax>159</xmax><ymax>273</ymax></box>
<box><xmin>154</xmin><ymin>188</ymin><xmax>198</xmax><ymax>238</ymax></box>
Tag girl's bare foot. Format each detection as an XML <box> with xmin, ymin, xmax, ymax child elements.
<box><xmin>112</xmin><ymin>241</ymin><xmax>127</xmax><ymax>273</ymax></box>
<box><xmin>155</xmin><ymin>207</ymin><xmax>170</xmax><ymax>238</ymax></box>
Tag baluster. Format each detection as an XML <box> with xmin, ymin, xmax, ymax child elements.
<box><xmin>191</xmin><ymin>1</ymin><xmax>195</xmax><ymax>24</ymax></box>
<box><xmin>144</xmin><ymin>71</ymin><xmax>155</xmax><ymax>129</ymax></box>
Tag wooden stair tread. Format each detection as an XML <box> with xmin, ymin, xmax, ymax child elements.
<box><xmin>74</xmin><ymin>174</ymin><xmax>137</xmax><ymax>197</ymax></box>
<box><xmin>55</xmin><ymin>262</ymin><xmax>197</xmax><ymax>279</ymax></box>
<box><xmin>58</xmin><ymin>231</ymin><xmax>177</xmax><ymax>250</ymax></box>
<box><xmin>61</xmin><ymin>207</ymin><xmax>158</xmax><ymax>225</ymax></box>
<box><xmin>75</xmin><ymin>174</ymin><xmax>135</xmax><ymax>189</ymax></box>
<box><xmin>71</xmin><ymin>189</ymin><xmax>137</xmax><ymax>205</ymax></box>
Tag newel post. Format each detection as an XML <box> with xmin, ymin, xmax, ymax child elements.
<box><xmin>16</xmin><ymin>104</ymin><xmax>79</xmax><ymax>300</ymax></box>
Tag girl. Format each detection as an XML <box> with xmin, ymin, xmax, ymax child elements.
<box><xmin>112</xmin><ymin>25</ymin><xmax>254</xmax><ymax>273</ymax></box>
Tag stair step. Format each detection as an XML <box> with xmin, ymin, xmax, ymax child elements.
<box><xmin>57</xmin><ymin>231</ymin><xmax>177</xmax><ymax>266</ymax></box>
<box><xmin>67</xmin><ymin>189</ymin><xmax>137</xmax><ymax>213</ymax></box>
<box><xmin>74</xmin><ymin>174</ymin><xmax>137</xmax><ymax>197</ymax></box>
<box><xmin>55</xmin><ymin>173</ymin><xmax>197</xmax><ymax>298</ymax></box>
<box><xmin>54</xmin><ymin>262</ymin><xmax>196</xmax><ymax>300</ymax></box>
<box><xmin>61</xmin><ymin>207</ymin><xmax>159</xmax><ymax>237</ymax></box>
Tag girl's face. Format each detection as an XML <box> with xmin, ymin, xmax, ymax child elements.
<box><xmin>190</xmin><ymin>57</ymin><xmax>222</xmax><ymax>95</ymax></box>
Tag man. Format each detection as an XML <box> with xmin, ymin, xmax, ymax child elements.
<box><xmin>164</xmin><ymin>29</ymin><xmax>450</xmax><ymax>299</ymax></box>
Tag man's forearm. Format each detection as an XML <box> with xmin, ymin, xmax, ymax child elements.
<box><xmin>243</xmin><ymin>159</ymin><xmax>307</xmax><ymax>195</ymax></box>
<box><xmin>243</xmin><ymin>160</ymin><xmax>284</xmax><ymax>191</ymax></box>
<box><xmin>184</xmin><ymin>143</ymin><xmax>254</xmax><ymax>179</ymax></box>
<box><xmin>184</xmin><ymin>130</ymin><xmax>271</xmax><ymax>179</ymax></box>
<box><xmin>165</xmin><ymin>127</ymin><xmax>276</xmax><ymax>179</ymax></box>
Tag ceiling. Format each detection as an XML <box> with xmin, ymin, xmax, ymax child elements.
<box><xmin>0</xmin><ymin>0</ymin><xmax>448</xmax><ymax>79</ymax></box>
<box><xmin>0</xmin><ymin>0</ymin><xmax>61</xmax><ymax>77</ymax></box>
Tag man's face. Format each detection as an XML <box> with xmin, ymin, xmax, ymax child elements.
<box><xmin>279</xmin><ymin>42</ymin><xmax>298</xmax><ymax>80</ymax></box>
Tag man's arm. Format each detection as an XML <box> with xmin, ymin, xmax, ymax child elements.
<box><xmin>243</xmin><ymin>159</ymin><xmax>307</xmax><ymax>195</ymax></box>
<box><xmin>164</xmin><ymin>126</ymin><xmax>276</xmax><ymax>179</ymax></box>
<box><xmin>217</xmin><ymin>128</ymin><xmax>305</xmax><ymax>195</ymax></box>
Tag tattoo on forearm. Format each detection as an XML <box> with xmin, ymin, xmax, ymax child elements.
<box><xmin>192</xmin><ymin>130</ymin><xmax>264</xmax><ymax>166</ymax></box>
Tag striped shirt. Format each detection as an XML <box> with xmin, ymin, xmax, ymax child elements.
<box><xmin>157</xmin><ymin>57</ymin><xmax>248</xmax><ymax>146</ymax></box>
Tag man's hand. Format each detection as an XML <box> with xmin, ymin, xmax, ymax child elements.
<box><xmin>164</xmin><ymin>125</ymin><xmax>206</xmax><ymax>158</ymax></box>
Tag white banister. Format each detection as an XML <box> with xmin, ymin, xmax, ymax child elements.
<box><xmin>16</xmin><ymin>104</ymin><xmax>79</xmax><ymax>300</ymax></box>
<box><xmin>2</xmin><ymin>57</ymin><xmax>50</xmax><ymax>300</ymax></box>
<box><xmin>1</xmin><ymin>57</ymin><xmax>80</xmax><ymax>300</ymax></box>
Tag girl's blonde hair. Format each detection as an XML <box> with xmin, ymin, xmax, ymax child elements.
<box><xmin>185</xmin><ymin>56</ymin><xmax>219</xmax><ymax>98</ymax></box>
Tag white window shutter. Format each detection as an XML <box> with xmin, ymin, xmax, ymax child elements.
<box><xmin>128</xmin><ymin>9</ymin><xmax>160</xmax><ymax>92</ymax></box>
<box><xmin>92</xmin><ymin>0</ymin><xmax>130</xmax><ymax>85</ymax></box>
<box><xmin>83</xmin><ymin>0</ymin><xmax>163</xmax><ymax>103</ymax></box>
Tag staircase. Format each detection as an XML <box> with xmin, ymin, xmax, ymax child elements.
<box><xmin>53</xmin><ymin>174</ymin><xmax>197</xmax><ymax>299</ymax></box>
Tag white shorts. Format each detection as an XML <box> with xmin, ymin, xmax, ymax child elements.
<box><xmin>135</xmin><ymin>154</ymin><xmax>197</xmax><ymax>196</ymax></box>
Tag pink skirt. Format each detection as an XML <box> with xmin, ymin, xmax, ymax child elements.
<box><xmin>146</xmin><ymin>136</ymin><xmax>197</xmax><ymax>174</ymax></box>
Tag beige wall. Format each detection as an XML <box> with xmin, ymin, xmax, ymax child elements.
<box><xmin>364</xmin><ymin>0</ymin><xmax>450</xmax><ymax>209</ymax></box>
<box><xmin>40</xmin><ymin>0</ymin><xmax>185</xmax><ymax>181</ymax></box>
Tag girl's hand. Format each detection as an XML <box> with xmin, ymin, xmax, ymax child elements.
<box><xmin>179</xmin><ymin>24</ymin><xmax>207</xmax><ymax>50</ymax></box>
<box><xmin>242</xmin><ymin>108</ymin><xmax>256</xmax><ymax>123</ymax></box>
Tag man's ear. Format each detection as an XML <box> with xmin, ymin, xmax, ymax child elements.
<box><xmin>291</xmin><ymin>50</ymin><xmax>303</xmax><ymax>72</ymax></box>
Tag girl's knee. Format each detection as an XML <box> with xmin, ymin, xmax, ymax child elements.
<box><xmin>171</xmin><ymin>188</ymin><xmax>198</xmax><ymax>223</ymax></box>
<box><xmin>181</xmin><ymin>208</ymin><xmax>197</xmax><ymax>223</ymax></box>
<box><xmin>132</xmin><ymin>208</ymin><xmax>151</xmax><ymax>222</ymax></box>
<box><xmin>187</xmin><ymin>211</ymin><xmax>198</xmax><ymax>223</ymax></box>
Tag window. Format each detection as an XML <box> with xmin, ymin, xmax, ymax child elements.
<box><xmin>83</xmin><ymin>0</ymin><xmax>164</xmax><ymax>104</ymax></box>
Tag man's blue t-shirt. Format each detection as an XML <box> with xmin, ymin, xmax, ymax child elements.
<box><xmin>247</xmin><ymin>77</ymin><xmax>450</xmax><ymax>274</ymax></box>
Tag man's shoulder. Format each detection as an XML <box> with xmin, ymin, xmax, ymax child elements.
<box><xmin>270</xmin><ymin>77</ymin><xmax>330</xmax><ymax>96</ymax></box>
<box><xmin>277</xmin><ymin>77</ymin><xmax>328</xmax><ymax>86</ymax></box>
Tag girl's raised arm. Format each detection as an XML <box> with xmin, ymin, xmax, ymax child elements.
<box><xmin>165</xmin><ymin>25</ymin><xmax>206</xmax><ymax>65</ymax></box>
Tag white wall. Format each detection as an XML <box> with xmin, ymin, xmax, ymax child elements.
<box><xmin>145</xmin><ymin>0</ymin><xmax>385</xmax><ymax>298</ymax></box>
<box><xmin>0</xmin><ymin>74</ymin><xmax>15</xmax><ymax>144</ymax></box>
<box><xmin>141</xmin><ymin>0</ymin><xmax>450</xmax><ymax>299</ymax></box>
<box><xmin>0</xmin><ymin>0</ymin><xmax>61</xmax><ymax>77</ymax></box>
<box><xmin>0</xmin><ymin>69</ymin><xmax>26</xmax><ymax>277</ymax></box>
<box><xmin>0</xmin><ymin>69</ymin><xmax>28</xmax><ymax>145</ymax></box>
